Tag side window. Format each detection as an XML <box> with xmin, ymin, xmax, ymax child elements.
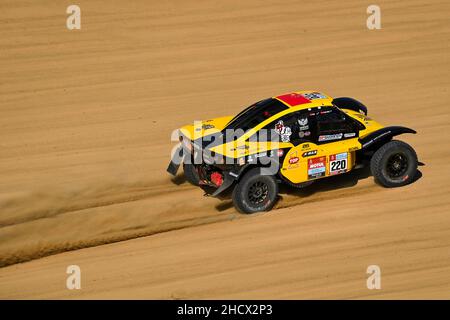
<box><xmin>259</xmin><ymin>111</ymin><xmax>316</xmax><ymax>145</ymax></box>
<box><xmin>314</xmin><ymin>108</ymin><xmax>359</xmax><ymax>143</ymax></box>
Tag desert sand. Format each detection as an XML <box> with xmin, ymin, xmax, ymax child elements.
<box><xmin>0</xmin><ymin>0</ymin><xmax>449</xmax><ymax>298</ymax></box>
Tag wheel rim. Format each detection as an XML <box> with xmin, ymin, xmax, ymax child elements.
<box><xmin>386</xmin><ymin>153</ymin><xmax>409</xmax><ymax>179</ymax></box>
<box><xmin>248</xmin><ymin>181</ymin><xmax>269</xmax><ymax>205</ymax></box>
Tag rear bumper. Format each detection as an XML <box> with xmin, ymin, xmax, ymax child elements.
<box><xmin>166</xmin><ymin>146</ymin><xmax>235</xmax><ymax>197</ymax></box>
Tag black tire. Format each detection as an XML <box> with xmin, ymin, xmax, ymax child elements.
<box><xmin>183</xmin><ymin>163</ymin><xmax>200</xmax><ymax>186</ymax></box>
<box><xmin>232</xmin><ymin>168</ymin><xmax>278</xmax><ymax>214</ymax></box>
<box><xmin>370</xmin><ymin>140</ymin><xmax>418</xmax><ymax>187</ymax></box>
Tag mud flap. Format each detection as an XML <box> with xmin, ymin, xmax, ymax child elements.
<box><xmin>211</xmin><ymin>173</ymin><xmax>234</xmax><ymax>197</ymax></box>
<box><xmin>166</xmin><ymin>145</ymin><xmax>183</xmax><ymax>176</ymax></box>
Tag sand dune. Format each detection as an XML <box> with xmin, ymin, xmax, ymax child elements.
<box><xmin>0</xmin><ymin>0</ymin><xmax>449</xmax><ymax>298</ymax></box>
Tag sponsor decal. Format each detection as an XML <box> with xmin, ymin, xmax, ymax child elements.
<box><xmin>302</xmin><ymin>92</ymin><xmax>327</xmax><ymax>100</ymax></box>
<box><xmin>269</xmin><ymin>149</ymin><xmax>285</xmax><ymax>157</ymax></box>
<box><xmin>318</xmin><ymin>133</ymin><xmax>343</xmax><ymax>142</ymax></box>
<box><xmin>195</xmin><ymin>124</ymin><xmax>215</xmax><ymax>131</ymax></box>
<box><xmin>288</xmin><ymin>151</ymin><xmax>299</xmax><ymax>169</ymax></box>
<box><xmin>348</xmin><ymin>146</ymin><xmax>359</xmax><ymax>152</ymax></box>
<box><xmin>247</xmin><ymin>152</ymin><xmax>267</xmax><ymax>163</ymax></box>
<box><xmin>275</xmin><ymin>120</ymin><xmax>292</xmax><ymax>142</ymax></box>
<box><xmin>307</xmin><ymin>156</ymin><xmax>326</xmax><ymax>179</ymax></box>
<box><xmin>231</xmin><ymin>144</ymin><xmax>249</xmax><ymax>151</ymax></box>
<box><xmin>299</xmin><ymin>131</ymin><xmax>311</xmax><ymax>138</ymax></box>
<box><xmin>329</xmin><ymin>152</ymin><xmax>348</xmax><ymax>175</ymax></box>
<box><xmin>362</xmin><ymin>130</ymin><xmax>391</xmax><ymax>148</ymax></box>
<box><xmin>344</xmin><ymin>132</ymin><xmax>356</xmax><ymax>138</ymax></box>
<box><xmin>276</xmin><ymin>149</ymin><xmax>284</xmax><ymax>157</ymax></box>
<box><xmin>302</xmin><ymin>143</ymin><xmax>310</xmax><ymax>149</ymax></box>
<box><xmin>297</xmin><ymin>117</ymin><xmax>309</xmax><ymax>131</ymax></box>
<box><xmin>302</xmin><ymin>150</ymin><xmax>317</xmax><ymax>158</ymax></box>
<box><xmin>298</xmin><ymin>117</ymin><xmax>308</xmax><ymax>126</ymax></box>
<box><xmin>354</xmin><ymin>114</ymin><xmax>372</xmax><ymax>122</ymax></box>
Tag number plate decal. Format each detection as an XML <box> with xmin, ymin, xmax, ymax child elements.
<box><xmin>329</xmin><ymin>152</ymin><xmax>348</xmax><ymax>175</ymax></box>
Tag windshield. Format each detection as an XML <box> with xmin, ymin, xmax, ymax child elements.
<box><xmin>224</xmin><ymin>98</ymin><xmax>288</xmax><ymax>132</ymax></box>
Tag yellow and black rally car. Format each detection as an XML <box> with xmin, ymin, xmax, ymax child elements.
<box><xmin>167</xmin><ymin>91</ymin><xmax>418</xmax><ymax>213</ymax></box>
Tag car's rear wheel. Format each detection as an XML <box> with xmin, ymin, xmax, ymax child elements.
<box><xmin>370</xmin><ymin>140</ymin><xmax>418</xmax><ymax>187</ymax></box>
<box><xmin>183</xmin><ymin>162</ymin><xmax>200</xmax><ymax>186</ymax></box>
<box><xmin>232</xmin><ymin>168</ymin><xmax>278</xmax><ymax>214</ymax></box>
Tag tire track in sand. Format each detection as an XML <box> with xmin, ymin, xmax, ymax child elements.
<box><xmin>0</xmin><ymin>166</ymin><xmax>383</xmax><ymax>268</ymax></box>
<box><xmin>0</xmin><ymin>176</ymin><xmax>240</xmax><ymax>267</ymax></box>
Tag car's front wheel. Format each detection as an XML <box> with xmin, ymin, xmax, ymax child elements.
<box><xmin>232</xmin><ymin>168</ymin><xmax>278</xmax><ymax>214</ymax></box>
<box><xmin>370</xmin><ymin>140</ymin><xmax>418</xmax><ymax>187</ymax></box>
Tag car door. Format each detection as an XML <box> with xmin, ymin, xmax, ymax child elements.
<box><xmin>315</xmin><ymin>107</ymin><xmax>361</xmax><ymax>177</ymax></box>
<box><xmin>280</xmin><ymin>110</ymin><xmax>326</xmax><ymax>184</ymax></box>
<box><xmin>280</xmin><ymin>107</ymin><xmax>361</xmax><ymax>184</ymax></box>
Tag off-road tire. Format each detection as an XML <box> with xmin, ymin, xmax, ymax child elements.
<box><xmin>232</xmin><ymin>168</ymin><xmax>278</xmax><ymax>214</ymax></box>
<box><xmin>370</xmin><ymin>140</ymin><xmax>418</xmax><ymax>187</ymax></box>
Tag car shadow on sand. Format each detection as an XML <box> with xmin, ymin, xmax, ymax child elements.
<box><xmin>170</xmin><ymin>163</ymin><xmax>424</xmax><ymax>212</ymax></box>
<box><xmin>279</xmin><ymin>166</ymin><xmax>373</xmax><ymax>198</ymax></box>
<box><xmin>278</xmin><ymin>164</ymin><xmax>423</xmax><ymax>205</ymax></box>
<box><xmin>219</xmin><ymin>165</ymin><xmax>422</xmax><ymax>212</ymax></box>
